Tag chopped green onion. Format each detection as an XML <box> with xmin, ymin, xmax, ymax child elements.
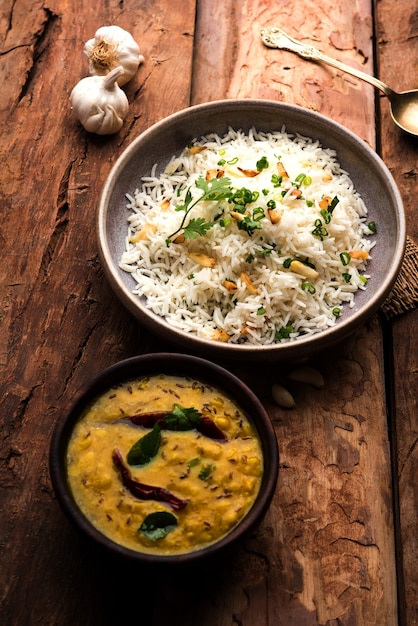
<box><xmin>227</xmin><ymin>156</ymin><xmax>239</xmax><ymax>165</ymax></box>
<box><xmin>312</xmin><ymin>218</ymin><xmax>328</xmax><ymax>240</ymax></box>
<box><xmin>283</xmin><ymin>257</ymin><xmax>293</xmax><ymax>269</ymax></box>
<box><xmin>257</xmin><ymin>307</ymin><xmax>266</xmax><ymax>315</ymax></box>
<box><xmin>294</xmin><ymin>173</ymin><xmax>306</xmax><ymax>186</ymax></box>
<box><xmin>342</xmin><ymin>272</ymin><xmax>351</xmax><ymax>283</ymax></box>
<box><xmin>320</xmin><ymin>209</ymin><xmax>331</xmax><ymax>224</ymax></box>
<box><xmin>253</xmin><ymin>206</ymin><xmax>265</xmax><ymax>218</ymax></box>
<box><xmin>294</xmin><ymin>173</ymin><xmax>312</xmax><ymax>187</ymax></box>
<box><xmin>230</xmin><ymin>187</ymin><xmax>257</xmax><ymax>207</ymax></box>
<box><xmin>329</xmin><ymin>196</ymin><xmax>340</xmax><ymax>212</ymax></box>
<box><xmin>368</xmin><ymin>221</ymin><xmax>377</xmax><ymax>233</ymax></box>
<box><xmin>359</xmin><ymin>275</ymin><xmax>368</xmax><ymax>284</ymax></box>
<box><xmin>219</xmin><ymin>149</ymin><xmax>226</xmax><ymax>156</ymax></box>
<box><xmin>340</xmin><ymin>251</ymin><xmax>351</xmax><ymax>266</ymax></box>
<box><xmin>217</xmin><ymin>159</ymin><xmax>226</xmax><ymax>166</ymax></box>
<box><xmin>301</xmin><ymin>282</ymin><xmax>316</xmax><ymax>294</ymax></box>
<box><xmin>271</xmin><ymin>174</ymin><xmax>282</xmax><ymax>187</ymax></box>
<box><xmin>332</xmin><ymin>307</ymin><xmax>341</xmax><ymax>317</ymax></box>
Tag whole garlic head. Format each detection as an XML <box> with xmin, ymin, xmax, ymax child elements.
<box><xmin>84</xmin><ymin>25</ymin><xmax>144</xmax><ymax>86</ymax></box>
<box><xmin>70</xmin><ymin>66</ymin><xmax>129</xmax><ymax>135</ymax></box>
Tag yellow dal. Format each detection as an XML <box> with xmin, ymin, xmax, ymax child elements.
<box><xmin>66</xmin><ymin>374</ymin><xmax>263</xmax><ymax>555</ymax></box>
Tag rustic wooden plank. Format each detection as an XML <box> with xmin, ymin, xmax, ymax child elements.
<box><xmin>153</xmin><ymin>326</ymin><xmax>398</xmax><ymax>626</ymax></box>
<box><xmin>376</xmin><ymin>1</ymin><xmax>418</xmax><ymax>624</ymax></box>
<box><xmin>0</xmin><ymin>1</ymin><xmax>196</xmax><ymax>624</ymax></box>
<box><xmin>0</xmin><ymin>0</ymin><xmax>408</xmax><ymax>624</ymax></box>
<box><xmin>181</xmin><ymin>1</ymin><xmax>397</xmax><ymax>625</ymax></box>
<box><xmin>192</xmin><ymin>0</ymin><xmax>376</xmax><ymax>146</ymax></box>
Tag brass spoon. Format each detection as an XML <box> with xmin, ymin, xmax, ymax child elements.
<box><xmin>261</xmin><ymin>27</ymin><xmax>418</xmax><ymax>137</ymax></box>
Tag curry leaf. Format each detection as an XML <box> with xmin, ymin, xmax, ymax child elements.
<box><xmin>127</xmin><ymin>423</ymin><xmax>161</xmax><ymax>465</ymax></box>
<box><xmin>139</xmin><ymin>511</ymin><xmax>178</xmax><ymax>540</ymax></box>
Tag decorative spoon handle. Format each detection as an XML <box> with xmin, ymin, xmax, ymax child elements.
<box><xmin>261</xmin><ymin>27</ymin><xmax>394</xmax><ymax>97</ymax></box>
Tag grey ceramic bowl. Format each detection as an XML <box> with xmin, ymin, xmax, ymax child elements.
<box><xmin>49</xmin><ymin>353</ymin><xmax>279</xmax><ymax>565</ymax></box>
<box><xmin>97</xmin><ymin>99</ymin><xmax>405</xmax><ymax>362</ymax></box>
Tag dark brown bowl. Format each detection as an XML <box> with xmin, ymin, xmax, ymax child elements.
<box><xmin>49</xmin><ymin>353</ymin><xmax>279</xmax><ymax>565</ymax></box>
<box><xmin>97</xmin><ymin>99</ymin><xmax>406</xmax><ymax>362</ymax></box>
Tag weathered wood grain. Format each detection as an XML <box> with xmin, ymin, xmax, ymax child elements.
<box><xmin>189</xmin><ymin>2</ymin><xmax>397</xmax><ymax>625</ymax></box>
<box><xmin>0</xmin><ymin>1</ymin><xmax>196</xmax><ymax>624</ymax></box>
<box><xmin>376</xmin><ymin>1</ymin><xmax>418</xmax><ymax>624</ymax></box>
<box><xmin>192</xmin><ymin>0</ymin><xmax>376</xmax><ymax>145</ymax></box>
<box><xmin>1</xmin><ymin>0</ymin><xmax>416</xmax><ymax>624</ymax></box>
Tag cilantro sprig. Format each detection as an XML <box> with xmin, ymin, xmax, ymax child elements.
<box><xmin>166</xmin><ymin>176</ymin><xmax>232</xmax><ymax>246</ymax></box>
<box><xmin>163</xmin><ymin>404</ymin><xmax>202</xmax><ymax>431</ymax></box>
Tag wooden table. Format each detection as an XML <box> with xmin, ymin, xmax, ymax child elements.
<box><xmin>1</xmin><ymin>1</ymin><xmax>417</xmax><ymax>624</ymax></box>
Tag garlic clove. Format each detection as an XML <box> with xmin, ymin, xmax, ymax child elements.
<box><xmin>83</xmin><ymin>104</ymin><xmax>124</xmax><ymax>136</ymax></box>
<box><xmin>272</xmin><ymin>384</ymin><xmax>296</xmax><ymax>409</ymax></box>
<box><xmin>287</xmin><ymin>366</ymin><xmax>325</xmax><ymax>388</ymax></box>
<box><xmin>84</xmin><ymin>25</ymin><xmax>144</xmax><ymax>86</ymax></box>
<box><xmin>70</xmin><ymin>66</ymin><xmax>129</xmax><ymax>135</ymax></box>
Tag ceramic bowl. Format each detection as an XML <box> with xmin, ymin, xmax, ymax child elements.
<box><xmin>97</xmin><ymin>99</ymin><xmax>405</xmax><ymax>362</ymax></box>
<box><xmin>49</xmin><ymin>353</ymin><xmax>279</xmax><ymax>565</ymax></box>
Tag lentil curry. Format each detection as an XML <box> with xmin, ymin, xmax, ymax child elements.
<box><xmin>66</xmin><ymin>374</ymin><xmax>263</xmax><ymax>555</ymax></box>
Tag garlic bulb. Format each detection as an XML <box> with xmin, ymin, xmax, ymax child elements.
<box><xmin>70</xmin><ymin>66</ymin><xmax>129</xmax><ymax>135</ymax></box>
<box><xmin>84</xmin><ymin>25</ymin><xmax>144</xmax><ymax>86</ymax></box>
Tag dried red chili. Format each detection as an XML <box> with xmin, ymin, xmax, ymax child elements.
<box><xmin>128</xmin><ymin>405</ymin><xmax>227</xmax><ymax>441</ymax></box>
<box><xmin>112</xmin><ymin>448</ymin><xmax>188</xmax><ymax>511</ymax></box>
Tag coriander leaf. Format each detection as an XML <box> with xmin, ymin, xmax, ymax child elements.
<box><xmin>127</xmin><ymin>423</ymin><xmax>161</xmax><ymax>466</ymax></box>
<box><xmin>256</xmin><ymin>156</ymin><xmax>269</xmax><ymax>171</ymax></box>
<box><xmin>183</xmin><ymin>217</ymin><xmax>214</xmax><ymax>239</ymax></box>
<box><xmin>195</xmin><ymin>176</ymin><xmax>232</xmax><ymax>202</ymax></box>
<box><xmin>275</xmin><ymin>324</ymin><xmax>294</xmax><ymax>341</ymax></box>
<box><xmin>164</xmin><ymin>404</ymin><xmax>203</xmax><ymax>431</ymax></box>
<box><xmin>166</xmin><ymin>176</ymin><xmax>232</xmax><ymax>244</ymax></box>
<box><xmin>139</xmin><ymin>511</ymin><xmax>178</xmax><ymax>540</ymax></box>
<box><xmin>198</xmin><ymin>464</ymin><xmax>216</xmax><ymax>481</ymax></box>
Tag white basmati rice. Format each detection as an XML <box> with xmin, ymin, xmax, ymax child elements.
<box><xmin>120</xmin><ymin>127</ymin><xmax>375</xmax><ymax>344</ymax></box>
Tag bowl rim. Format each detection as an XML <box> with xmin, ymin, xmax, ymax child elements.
<box><xmin>97</xmin><ymin>99</ymin><xmax>406</xmax><ymax>360</ymax></box>
<box><xmin>49</xmin><ymin>352</ymin><xmax>279</xmax><ymax>564</ymax></box>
